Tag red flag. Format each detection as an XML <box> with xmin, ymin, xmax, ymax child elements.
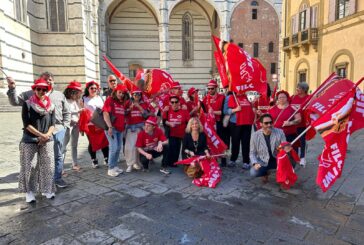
<box><xmin>312</xmin><ymin>88</ymin><xmax>356</xmax><ymax>192</ymax></box>
<box><xmin>103</xmin><ymin>55</ymin><xmax>139</xmax><ymax>91</ymax></box>
<box><xmin>144</xmin><ymin>69</ymin><xmax>174</xmax><ymax>95</ymax></box>
<box><xmin>350</xmin><ymin>87</ymin><xmax>364</xmax><ymax>134</ymax></box>
<box><xmin>214</xmin><ymin>51</ymin><xmax>229</xmax><ymax>88</ymax></box>
<box><xmin>199</xmin><ymin>112</ymin><xmax>227</xmax><ymax>155</ymax></box>
<box><xmin>252</xmin><ymin>58</ymin><xmax>268</xmax><ymax>98</ymax></box>
<box><xmin>192</xmin><ymin>158</ymin><xmax>222</xmax><ymax>188</ymax></box>
<box><xmin>276</xmin><ymin>146</ymin><xmax>299</xmax><ymax>189</ymax></box>
<box><xmin>175</xmin><ymin>156</ymin><xmax>201</xmax><ymax>165</ymax></box>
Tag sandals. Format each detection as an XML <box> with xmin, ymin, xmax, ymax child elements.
<box><xmin>72</xmin><ymin>165</ymin><xmax>82</xmax><ymax>172</ymax></box>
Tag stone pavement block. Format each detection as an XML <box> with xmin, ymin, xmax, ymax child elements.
<box><xmin>111</xmin><ymin>183</ymin><xmax>150</xmax><ymax>198</ymax></box>
<box><xmin>305</xmin><ymin>231</ymin><xmax>351</xmax><ymax>245</ymax></box>
<box><xmin>0</xmin><ymin>232</ymin><xmax>18</xmax><ymax>244</ymax></box>
<box><xmin>109</xmin><ymin>223</ymin><xmax>136</xmax><ymax>241</ymax></box>
<box><xmin>93</xmin><ymin>178</ymin><xmax>120</xmax><ymax>188</ymax></box>
<box><xmin>39</xmin><ymin>234</ymin><xmax>82</xmax><ymax>245</ymax></box>
<box><xmin>56</xmin><ymin>200</ymin><xmax>84</xmax><ymax>214</ymax></box>
<box><xmin>77</xmin><ymin>229</ymin><xmax>111</xmax><ymax>245</ymax></box>
<box><xmin>49</xmin><ymin>189</ymin><xmax>89</xmax><ymax>206</ymax></box>
<box><xmin>336</xmin><ymin>226</ymin><xmax>364</xmax><ymax>245</ymax></box>
<box><xmin>345</xmin><ymin>213</ymin><xmax>364</xmax><ymax>232</ymax></box>
<box><xmin>265</xmin><ymin>232</ymin><xmax>314</xmax><ymax>245</ymax></box>
<box><xmin>81</xmin><ymin>184</ymin><xmax>112</xmax><ymax>196</ymax></box>
<box><xmin>18</xmin><ymin>223</ymin><xmax>66</xmax><ymax>245</ymax></box>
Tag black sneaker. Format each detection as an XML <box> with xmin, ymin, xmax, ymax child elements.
<box><xmin>160</xmin><ymin>168</ymin><xmax>171</xmax><ymax>175</ymax></box>
<box><xmin>55</xmin><ymin>179</ymin><xmax>68</xmax><ymax>188</ymax></box>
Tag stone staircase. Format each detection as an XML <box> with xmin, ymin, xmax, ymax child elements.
<box><xmin>0</xmin><ymin>92</ymin><xmax>21</xmax><ymax>112</ymax></box>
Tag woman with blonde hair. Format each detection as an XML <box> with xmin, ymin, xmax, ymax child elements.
<box><xmin>182</xmin><ymin>117</ymin><xmax>210</xmax><ymax>159</ymax></box>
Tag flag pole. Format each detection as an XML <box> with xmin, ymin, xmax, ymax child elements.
<box><xmin>290</xmin><ymin>77</ymin><xmax>364</xmax><ymax>146</ymax></box>
<box><xmin>0</xmin><ymin>67</ymin><xmax>9</xmax><ymax>77</ymax></box>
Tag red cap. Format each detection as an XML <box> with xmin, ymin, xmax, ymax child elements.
<box><xmin>31</xmin><ymin>78</ymin><xmax>50</xmax><ymax>91</ymax></box>
<box><xmin>131</xmin><ymin>87</ymin><xmax>142</xmax><ymax>94</ymax></box>
<box><xmin>114</xmin><ymin>84</ymin><xmax>128</xmax><ymax>92</ymax></box>
<box><xmin>188</xmin><ymin>87</ymin><xmax>198</xmax><ymax>96</ymax></box>
<box><xmin>66</xmin><ymin>80</ymin><xmax>82</xmax><ymax>91</ymax></box>
<box><xmin>172</xmin><ymin>81</ymin><xmax>181</xmax><ymax>89</ymax></box>
<box><xmin>207</xmin><ymin>80</ymin><xmax>218</xmax><ymax>87</ymax></box>
<box><xmin>145</xmin><ymin>116</ymin><xmax>157</xmax><ymax>126</ymax></box>
<box><xmin>276</xmin><ymin>90</ymin><xmax>291</xmax><ymax>101</ymax></box>
<box><xmin>86</xmin><ymin>80</ymin><xmax>100</xmax><ymax>89</ymax></box>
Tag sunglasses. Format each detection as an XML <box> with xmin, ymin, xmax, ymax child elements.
<box><xmin>263</xmin><ymin>121</ymin><xmax>273</xmax><ymax>125</ymax></box>
<box><xmin>89</xmin><ymin>87</ymin><xmax>98</xmax><ymax>90</ymax></box>
<box><xmin>109</xmin><ymin>79</ymin><xmax>117</xmax><ymax>82</ymax></box>
<box><xmin>207</xmin><ymin>88</ymin><xmax>215</xmax><ymax>90</ymax></box>
<box><xmin>36</xmin><ymin>87</ymin><xmax>48</xmax><ymax>92</ymax></box>
<box><xmin>170</xmin><ymin>101</ymin><xmax>179</xmax><ymax>104</ymax></box>
<box><xmin>133</xmin><ymin>93</ymin><xmax>141</xmax><ymax>96</ymax></box>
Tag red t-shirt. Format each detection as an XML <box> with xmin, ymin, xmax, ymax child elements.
<box><xmin>162</xmin><ymin>108</ymin><xmax>190</xmax><ymax>138</ymax></box>
<box><xmin>269</xmin><ymin>105</ymin><xmax>297</xmax><ymax>135</ymax></box>
<box><xmin>187</xmin><ymin>100</ymin><xmax>199</xmax><ymax>117</ymax></box>
<box><xmin>102</xmin><ymin>97</ymin><xmax>127</xmax><ymax>132</ymax></box>
<box><xmin>135</xmin><ymin>127</ymin><xmax>167</xmax><ymax>150</ymax></box>
<box><xmin>202</xmin><ymin>93</ymin><xmax>225</xmax><ymax>121</ymax></box>
<box><xmin>253</xmin><ymin>96</ymin><xmax>270</xmax><ymax>129</ymax></box>
<box><xmin>228</xmin><ymin>94</ymin><xmax>255</xmax><ymax>125</ymax></box>
<box><xmin>127</xmin><ymin>102</ymin><xmax>150</xmax><ymax>125</ymax></box>
<box><xmin>291</xmin><ymin>94</ymin><xmax>310</xmax><ymax>127</ymax></box>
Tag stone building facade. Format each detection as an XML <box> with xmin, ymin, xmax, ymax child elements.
<box><xmin>0</xmin><ymin>0</ymin><xmax>281</xmax><ymax>94</ymax></box>
<box><xmin>281</xmin><ymin>0</ymin><xmax>364</xmax><ymax>94</ymax></box>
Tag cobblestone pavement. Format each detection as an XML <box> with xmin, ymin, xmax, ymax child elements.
<box><xmin>0</xmin><ymin>112</ymin><xmax>364</xmax><ymax>245</ymax></box>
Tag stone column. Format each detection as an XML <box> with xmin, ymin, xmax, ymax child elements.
<box><xmin>220</xmin><ymin>0</ymin><xmax>231</xmax><ymax>41</ymax></box>
<box><xmin>159</xmin><ymin>0</ymin><xmax>169</xmax><ymax>70</ymax></box>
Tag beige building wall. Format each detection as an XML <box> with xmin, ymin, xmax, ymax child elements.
<box><xmin>281</xmin><ymin>0</ymin><xmax>364</xmax><ymax>94</ymax></box>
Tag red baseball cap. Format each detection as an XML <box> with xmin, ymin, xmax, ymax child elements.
<box><xmin>66</xmin><ymin>81</ymin><xmax>82</xmax><ymax>91</ymax></box>
<box><xmin>172</xmin><ymin>81</ymin><xmax>181</xmax><ymax>89</ymax></box>
<box><xmin>31</xmin><ymin>78</ymin><xmax>50</xmax><ymax>91</ymax></box>
<box><xmin>114</xmin><ymin>84</ymin><xmax>128</xmax><ymax>92</ymax></box>
<box><xmin>207</xmin><ymin>80</ymin><xmax>218</xmax><ymax>87</ymax></box>
<box><xmin>145</xmin><ymin>116</ymin><xmax>157</xmax><ymax>126</ymax></box>
<box><xmin>188</xmin><ymin>87</ymin><xmax>198</xmax><ymax>96</ymax></box>
<box><xmin>86</xmin><ymin>80</ymin><xmax>100</xmax><ymax>89</ymax></box>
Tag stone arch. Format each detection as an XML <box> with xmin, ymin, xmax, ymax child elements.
<box><xmin>329</xmin><ymin>49</ymin><xmax>354</xmax><ymax>80</ymax></box>
<box><xmin>294</xmin><ymin>58</ymin><xmax>310</xmax><ymax>87</ymax></box>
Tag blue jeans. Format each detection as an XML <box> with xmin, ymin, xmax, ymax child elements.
<box><xmin>250</xmin><ymin>158</ymin><xmax>277</xmax><ymax>177</ymax></box>
<box><xmin>54</xmin><ymin>128</ymin><xmax>66</xmax><ymax>181</ymax></box>
<box><xmin>105</xmin><ymin>128</ymin><xmax>123</xmax><ymax>169</ymax></box>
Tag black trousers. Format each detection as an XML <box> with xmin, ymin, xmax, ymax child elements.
<box><xmin>87</xmin><ymin>141</ymin><xmax>108</xmax><ymax>162</ymax></box>
<box><xmin>167</xmin><ymin>136</ymin><xmax>182</xmax><ymax>167</ymax></box>
<box><xmin>140</xmin><ymin>145</ymin><xmax>169</xmax><ymax>169</ymax></box>
<box><xmin>216</xmin><ymin>120</ymin><xmax>230</xmax><ymax>165</ymax></box>
<box><xmin>230</xmin><ymin>123</ymin><xmax>252</xmax><ymax>163</ymax></box>
<box><xmin>296</xmin><ymin>127</ymin><xmax>306</xmax><ymax>158</ymax></box>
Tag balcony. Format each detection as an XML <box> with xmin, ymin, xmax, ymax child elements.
<box><xmin>292</xmin><ymin>33</ymin><xmax>299</xmax><ymax>46</ymax></box>
<box><xmin>283</xmin><ymin>37</ymin><xmax>290</xmax><ymax>50</ymax></box>
<box><xmin>301</xmin><ymin>28</ymin><xmax>318</xmax><ymax>45</ymax></box>
<box><xmin>282</xmin><ymin>28</ymin><xmax>319</xmax><ymax>56</ymax></box>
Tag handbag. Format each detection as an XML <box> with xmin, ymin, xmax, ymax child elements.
<box><xmin>91</xmin><ymin>107</ymin><xmax>116</xmax><ymax>130</ymax></box>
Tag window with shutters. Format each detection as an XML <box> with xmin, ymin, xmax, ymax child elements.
<box><xmin>268</xmin><ymin>42</ymin><xmax>274</xmax><ymax>53</ymax></box>
<box><xmin>48</xmin><ymin>0</ymin><xmax>67</xmax><ymax>32</ymax></box>
<box><xmin>310</xmin><ymin>5</ymin><xmax>319</xmax><ymax>28</ymax></box>
<box><xmin>252</xmin><ymin>9</ymin><xmax>258</xmax><ymax>20</ymax></box>
<box><xmin>14</xmin><ymin>0</ymin><xmax>27</xmax><ymax>23</ymax></box>
<box><xmin>299</xmin><ymin>10</ymin><xmax>307</xmax><ymax>30</ymax></box>
<box><xmin>182</xmin><ymin>12</ymin><xmax>193</xmax><ymax>62</ymax></box>
<box><xmin>298</xmin><ymin>70</ymin><xmax>307</xmax><ymax>83</ymax></box>
<box><xmin>253</xmin><ymin>43</ymin><xmax>259</xmax><ymax>57</ymax></box>
<box><xmin>336</xmin><ymin>0</ymin><xmax>350</xmax><ymax>20</ymax></box>
<box><xmin>291</xmin><ymin>14</ymin><xmax>298</xmax><ymax>34</ymax></box>
<box><xmin>336</xmin><ymin>63</ymin><xmax>348</xmax><ymax>78</ymax></box>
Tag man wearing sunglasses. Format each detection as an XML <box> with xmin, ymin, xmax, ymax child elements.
<box><xmin>249</xmin><ymin>113</ymin><xmax>286</xmax><ymax>183</ymax></box>
<box><xmin>7</xmin><ymin>72</ymin><xmax>71</xmax><ymax>188</ymax></box>
<box><xmin>103</xmin><ymin>75</ymin><xmax>118</xmax><ymax>98</ymax></box>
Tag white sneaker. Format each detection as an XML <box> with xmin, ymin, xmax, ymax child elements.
<box><xmin>42</xmin><ymin>193</ymin><xmax>55</xmax><ymax>199</ymax></box>
<box><xmin>114</xmin><ymin>166</ymin><xmax>124</xmax><ymax>173</ymax></box>
<box><xmin>242</xmin><ymin>163</ymin><xmax>250</xmax><ymax>170</ymax></box>
<box><xmin>133</xmin><ymin>164</ymin><xmax>141</xmax><ymax>170</ymax></box>
<box><xmin>108</xmin><ymin>168</ymin><xmax>120</xmax><ymax>177</ymax></box>
<box><xmin>300</xmin><ymin>158</ymin><xmax>306</xmax><ymax>167</ymax></box>
<box><xmin>25</xmin><ymin>192</ymin><xmax>36</xmax><ymax>203</ymax></box>
<box><xmin>126</xmin><ymin>166</ymin><xmax>133</xmax><ymax>173</ymax></box>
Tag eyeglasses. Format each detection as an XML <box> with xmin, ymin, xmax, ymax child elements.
<box><xmin>263</xmin><ymin>121</ymin><xmax>273</xmax><ymax>125</ymax></box>
<box><xmin>89</xmin><ymin>87</ymin><xmax>98</xmax><ymax>90</ymax></box>
<box><xmin>207</xmin><ymin>88</ymin><xmax>215</xmax><ymax>90</ymax></box>
<box><xmin>109</xmin><ymin>79</ymin><xmax>116</xmax><ymax>82</ymax></box>
<box><xmin>133</xmin><ymin>93</ymin><xmax>141</xmax><ymax>96</ymax></box>
<box><xmin>36</xmin><ymin>87</ymin><xmax>48</xmax><ymax>92</ymax></box>
<box><xmin>170</xmin><ymin>101</ymin><xmax>179</xmax><ymax>104</ymax></box>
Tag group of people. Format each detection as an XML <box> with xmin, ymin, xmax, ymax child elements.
<box><xmin>6</xmin><ymin>72</ymin><xmax>310</xmax><ymax>203</ymax></box>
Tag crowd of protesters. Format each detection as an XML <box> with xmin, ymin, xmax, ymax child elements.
<box><xmin>6</xmin><ymin>72</ymin><xmax>309</xmax><ymax>203</ymax></box>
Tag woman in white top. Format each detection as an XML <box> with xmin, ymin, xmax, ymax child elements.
<box><xmin>63</xmin><ymin>81</ymin><xmax>83</xmax><ymax>171</ymax></box>
<box><xmin>82</xmin><ymin>81</ymin><xmax>109</xmax><ymax>168</ymax></box>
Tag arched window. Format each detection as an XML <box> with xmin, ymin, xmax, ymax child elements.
<box><xmin>251</xmin><ymin>1</ymin><xmax>259</xmax><ymax>6</ymax></box>
<box><xmin>14</xmin><ymin>0</ymin><xmax>27</xmax><ymax>23</ymax></box>
<box><xmin>182</xmin><ymin>12</ymin><xmax>193</xmax><ymax>62</ymax></box>
<box><xmin>48</xmin><ymin>0</ymin><xmax>67</xmax><ymax>32</ymax></box>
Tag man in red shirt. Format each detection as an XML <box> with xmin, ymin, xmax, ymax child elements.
<box><xmin>136</xmin><ymin>116</ymin><xmax>170</xmax><ymax>174</ymax></box>
<box><xmin>202</xmin><ymin>80</ymin><xmax>227</xmax><ymax>166</ymax></box>
<box><xmin>163</xmin><ymin>95</ymin><xmax>190</xmax><ymax>167</ymax></box>
<box><xmin>162</xmin><ymin>81</ymin><xmax>188</xmax><ymax>110</ymax></box>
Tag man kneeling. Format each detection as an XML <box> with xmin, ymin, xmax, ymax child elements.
<box><xmin>249</xmin><ymin>114</ymin><xmax>286</xmax><ymax>183</ymax></box>
<box><xmin>136</xmin><ymin>116</ymin><xmax>170</xmax><ymax>175</ymax></box>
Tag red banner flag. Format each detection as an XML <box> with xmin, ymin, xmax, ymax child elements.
<box><xmin>252</xmin><ymin>58</ymin><xmax>268</xmax><ymax>98</ymax></box>
<box><xmin>276</xmin><ymin>146</ymin><xmax>299</xmax><ymax>189</ymax></box>
<box><xmin>143</xmin><ymin>69</ymin><xmax>174</xmax><ymax>96</ymax></box>
<box><xmin>349</xmin><ymin>87</ymin><xmax>364</xmax><ymax>134</ymax></box>
<box><xmin>199</xmin><ymin>112</ymin><xmax>227</xmax><ymax>155</ymax></box>
<box><xmin>214</xmin><ymin>51</ymin><xmax>229</xmax><ymax>88</ymax></box>
<box><xmin>192</xmin><ymin>158</ymin><xmax>222</xmax><ymax>188</ymax></box>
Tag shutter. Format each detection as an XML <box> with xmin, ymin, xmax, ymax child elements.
<box><xmin>328</xmin><ymin>0</ymin><xmax>336</xmax><ymax>22</ymax></box>
<box><xmin>295</xmin><ymin>14</ymin><xmax>299</xmax><ymax>34</ymax></box>
<box><xmin>291</xmin><ymin>14</ymin><xmax>299</xmax><ymax>34</ymax></box>
<box><xmin>348</xmin><ymin>0</ymin><xmax>356</xmax><ymax>15</ymax></box>
<box><xmin>306</xmin><ymin>8</ymin><xmax>310</xmax><ymax>29</ymax></box>
<box><xmin>311</xmin><ymin>5</ymin><xmax>318</xmax><ymax>28</ymax></box>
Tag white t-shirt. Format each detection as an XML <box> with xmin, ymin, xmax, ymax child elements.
<box><xmin>83</xmin><ymin>96</ymin><xmax>104</xmax><ymax>113</ymax></box>
<box><xmin>66</xmin><ymin>99</ymin><xmax>82</xmax><ymax>124</ymax></box>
